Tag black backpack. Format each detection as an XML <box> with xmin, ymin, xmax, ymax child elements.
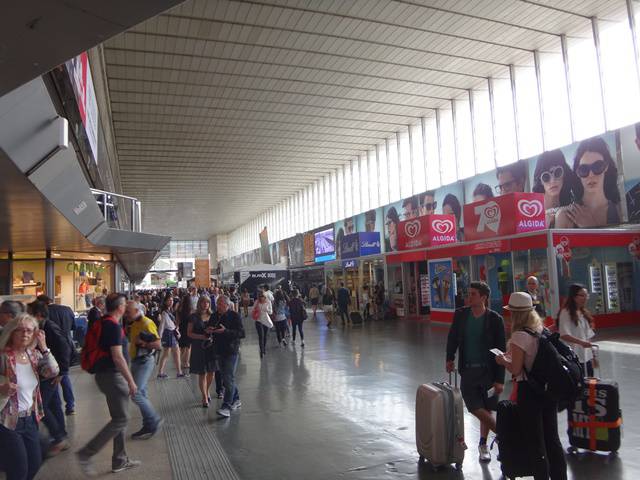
<box><xmin>524</xmin><ymin>327</ymin><xmax>582</xmax><ymax>410</ymax></box>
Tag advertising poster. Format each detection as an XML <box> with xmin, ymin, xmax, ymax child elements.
<box><xmin>403</xmin><ymin>182</ymin><xmax>465</xmax><ymax>240</ymax></box>
<box><xmin>334</xmin><ymin>216</ymin><xmax>357</xmax><ymax>260</ymax></box>
<box><xmin>464</xmin><ymin>170</ymin><xmax>499</xmax><ymax>205</ymax></box>
<box><xmin>620</xmin><ymin>123</ymin><xmax>640</xmax><ymax>223</ymax></box>
<box><xmin>526</xmin><ymin>131</ymin><xmax>620</xmax><ymax>228</ymax></box>
<box><xmin>288</xmin><ymin>234</ymin><xmax>304</xmax><ymax>267</ymax></box>
<box><xmin>356</xmin><ymin>208</ymin><xmax>383</xmax><ymax>234</ymax></box>
<box><xmin>383</xmin><ymin>200</ymin><xmax>404</xmax><ymax>252</ymax></box>
<box><xmin>428</xmin><ymin>259</ymin><xmax>455</xmax><ymax>311</ymax></box>
<box><xmin>270</xmin><ymin>242</ymin><xmax>279</xmax><ymax>265</ymax></box>
<box><xmin>259</xmin><ymin>227</ymin><xmax>271</xmax><ymax>264</ymax></box>
<box><xmin>194</xmin><ymin>258</ymin><xmax>210</xmax><ymax>289</ymax></box>
<box><xmin>65</xmin><ymin>52</ymin><xmax>98</xmax><ymax>164</ymax></box>
<box><xmin>303</xmin><ymin>233</ymin><xmax>315</xmax><ymax>265</ymax></box>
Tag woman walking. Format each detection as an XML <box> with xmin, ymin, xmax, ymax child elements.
<box><xmin>240</xmin><ymin>288</ymin><xmax>250</xmax><ymax>317</ymax></box>
<box><xmin>322</xmin><ymin>284</ymin><xmax>336</xmax><ymax>328</ymax></box>
<box><xmin>288</xmin><ymin>289</ymin><xmax>307</xmax><ymax>347</ymax></box>
<box><xmin>496</xmin><ymin>293</ymin><xmax>567</xmax><ymax>480</ymax></box>
<box><xmin>157</xmin><ymin>295</ymin><xmax>184</xmax><ymax>379</ymax></box>
<box><xmin>187</xmin><ymin>296</ymin><xmax>221</xmax><ymax>407</ymax></box>
<box><xmin>252</xmin><ymin>291</ymin><xmax>273</xmax><ymax>358</ymax></box>
<box><xmin>177</xmin><ymin>295</ymin><xmax>193</xmax><ymax>374</ymax></box>
<box><xmin>273</xmin><ymin>290</ymin><xmax>289</xmax><ymax>347</ymax></box>
<box><xmin>557</xmin><ymin>284</ymin><xmax>597</xmax><ymax>376</ymax></box>
<box><xmin>0</xmin><ymin>313</ymin><xmax>59</xmax><ymax>480</ymax></box>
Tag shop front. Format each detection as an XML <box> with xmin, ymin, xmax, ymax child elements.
<box><xmin>4</xmin><ymin>251</ymin><xmax>114</xmax><ymax>311</ymax></box>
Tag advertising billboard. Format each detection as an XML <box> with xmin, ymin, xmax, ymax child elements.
<box><xmin>314</xmin><ymin>227</ymin><xmax>336</xmax><ymax>263</ymax></box>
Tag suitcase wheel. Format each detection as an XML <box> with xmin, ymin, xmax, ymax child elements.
<box><xmin>454</xmin><ymin>463</ymin><xmax>462</xmax><ymax>470</ymax></box>
<box><xmin>567</xmin><ymin>446</ymin><xmax>579</xmax><ymax>455</ymax></box>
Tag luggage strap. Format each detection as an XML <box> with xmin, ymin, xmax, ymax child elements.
<box><xmin>568</xmin><ymin>379</ymin><xmax>622</xmax><ymax>450</ymax></box>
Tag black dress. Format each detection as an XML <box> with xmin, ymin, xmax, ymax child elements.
<box><xmin>178</xmin><ymin>312</ymin><xmax>192</xmax><ymax>348</ymax></box>
<box><xmin>188</xmin><ymin>313</ymin><xmax>217</xmax><ymax>375</ymax></box>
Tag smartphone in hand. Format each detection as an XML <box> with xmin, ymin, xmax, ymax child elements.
<box><xmin>489</xmin><ymin>348</ymin><xmax>504</xmax><ymax>356</ymax></box>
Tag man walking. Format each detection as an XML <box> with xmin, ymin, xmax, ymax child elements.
<box><xmin>446</xmin><ymin>281</ymin><xmax>506</xmax><ymax>463</ymax></box>
<box><xmin>77</xmin><ymin>293</ymin><xmax>140</xmax><ymax>475</ymax></box>
<box><xmin>337</xmin><ymin>282</ymin><xmax>351</xmax><ymax>326</ymax></box>
<box><xmin>28</xmin><ymin>301</ymin><xmax>71</xmax><ymax>456</ymax></box>
<box><xmin>211</xmin><ymin>296</ymin><xmax>245</xmax><ymax>418</ymax></box>
<box><xmin>37</xmin><ymin>295</ymin><xmax>77</xmax><ymax>416</ymax></box>
<box><xmin>126</xmin><ymin>301</ymin><xmax>163</xmax><ymax>439</ymax></box>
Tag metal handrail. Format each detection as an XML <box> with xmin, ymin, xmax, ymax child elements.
<box><xmin>91</xmin><ymin>188</ymin><xmax>142</xmax><ymax>232</ymax></box>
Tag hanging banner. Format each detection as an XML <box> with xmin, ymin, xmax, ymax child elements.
<box><xmin>65</xmin><ymin>52</ymin><xmax>98</xmax><ymax>164</ymax></box>
<box><xmin>194</xmin><ymin>258</ymin><xmax>210</xmax><ymax>288</ymax></box>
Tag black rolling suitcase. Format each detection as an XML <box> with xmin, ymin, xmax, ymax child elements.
<box><xmin>350</xmin><ymin>311</ymin><xmax>364</xmax><ymax>325</ymax></box>
<box><xmin>496</xmin><ymin>400</ymin><xmax>533</xmax><ymax>479</ymax></box>
<box><xmin>567</xmin><ymin>378</ymin><xmax>622</xmax><ymax>454</ymax></box>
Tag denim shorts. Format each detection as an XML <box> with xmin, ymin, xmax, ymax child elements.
<box><xmin>161</xmin><ymin>329</ymin><xmax>178</xmax><ymax>348</ymax></box>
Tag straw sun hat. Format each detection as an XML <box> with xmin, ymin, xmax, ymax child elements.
<box><xmin>503</xmin><ymin>292</ymin><xmax>534</xmax><ymax>312</ymax></box>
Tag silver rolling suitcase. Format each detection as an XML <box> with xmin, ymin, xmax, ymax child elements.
<box><xmin>415</xmin><ymin>371</ymin><xmax>466</xmax><ymax>469</ymax></box>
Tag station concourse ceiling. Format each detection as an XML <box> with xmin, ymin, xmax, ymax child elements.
<box><xmin>102</xmin><ymin>0</ymin><xmax>630</xmax><ymax>240</ymax></box>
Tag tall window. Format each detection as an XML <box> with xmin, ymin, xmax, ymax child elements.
<box><xmin>492</xmin><ymin>76</ymin><xmax>518</xmax><ymax>166</ymax></box>
<box><xmin>377</xmin><ymin>142</ymin><xmax>389</xmax><ymax>206</ymax></box>
<box><xmin>352</xmin><ymin>158</ymin><xmax>361</xmax><ymax>214</ymax></box>
<box><xmin>454</xmin><ymin>97</ymin><xmax>475</xmax><ymax>180</ymax></box>
<box><xmin>388</xmin><ymin>134</ymin><xmax>400</xmax><ymax>202</ymax></box>
<box><xmin>360</xmin><ymin>155</ymin><xmax>369</xmax><ymax>211</ymax></box>
<box><xmin>472</xmin><ymin>88</ymin><xmax>495</xmax><ymax>173</ymax></box>
<box><xmin>368</xmin><ymin>149</ymin><xmax>379</xmax><ymax>208</ymax></box>
<box><xmin>330</xmin><ymin>171</ymin><xmax>338</xmax><ymax>222</ymax></box>
<box><xmin>424</xmin><ymin>115</ymin><xmax>440</xmax><ymax>189</ymax></box>
<box><xmin>399</xmin><ymin>128</ymin><xmax>412</xmax><ymax>198</ymax></box>
<box><xmin>514</xmin><ymin>65</ymin><xmax>544</xmax><ymax>159</ymax></box>
<box><xmin>337</xmin><ymin>168</ymin><xmax>345</xmax><ymax>219</ymax></box>
<box><xmin>344</xmin><ymin>163</ymin><xmax>353</xmax><ymax>217</ymax></box>
<box><xmin>539</xmin><ymin>51</ymin><xmax>572</xmax><ymax>149</ymax></box>
<box><xmin>438</xmin><ymin>108</ymin><xmax>457</xmax><ymax>185</ymax></box>
<box><xmin>410</xmin><ymin>122</ymin><xmax>426</xmax><ymax>195</ymax></box>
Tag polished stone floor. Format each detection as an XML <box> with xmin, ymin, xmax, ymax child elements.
<box><xmin>39</xmin><ymin>312</ymin><xmax>640</xmax><ymax>479</ymax></box>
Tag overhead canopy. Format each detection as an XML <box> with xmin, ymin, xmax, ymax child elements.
<box><xmin>101</xmin><ymin>0</ymin><xmax>629</xmax><ymax>240</ymax></box>
<box><xmin>0</xmin><ymin>0</ymin><xmax>186</xmax><ymax>96</ymax></box>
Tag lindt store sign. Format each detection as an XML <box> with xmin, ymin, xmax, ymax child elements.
<box><xmin>464</xmin><ymin>192</ymin><xmax>546</xmax><ymax>241</ymax></box>
<box><xmin>397</xmin><ymin>214</ymin><xmax>457</xmax><ymax>250</ymax></box>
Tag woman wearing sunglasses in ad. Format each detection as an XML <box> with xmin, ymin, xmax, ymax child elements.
<box><xmin>532</xmin><ymin>149</ymin><xmax>579</xmax><ymax>228</ymax></box>
<box><xmin>556</xmin><ymin>137</ymin><xmax>621</xmax><ymax>228</ymax></box>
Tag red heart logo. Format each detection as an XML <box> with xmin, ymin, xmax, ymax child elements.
<box><xmin>432</xmin><ymin>219</ymin><xmax>454</xmax><ymax>234</ymax></box>
<box><xmin>485</xmin><ymin>206</ymin><xmax>499</xmax><ymax>219</ymax></box>
<box><xmin>404</xmin><ymin>220</ymin><xmax>421</xmax><ymax>238</ymax></box>
<box><xmin>517</xmin><ymin>199</ymin><xmax>543</xmax><ymax>218</ymax></box>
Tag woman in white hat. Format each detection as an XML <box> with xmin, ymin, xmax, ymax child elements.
<box><xmin>495</xmin><ymin>292</ymin><xmax>567</xmax><ymax>480</ymax></box>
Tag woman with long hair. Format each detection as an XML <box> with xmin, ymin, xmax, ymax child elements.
<box><xmin>177</xmin><ymin>295</ymin><xmax>193</xmax><ymax>374</ymax></box>
<box><xmin>187</xmin><ymin>296</ymin><xmax>221</xmax><ymax>407</ymax></box>
<box><xmin>557</xmin><ymin>284</ymin><xmax>597</xmax><ymax>376</ymax></box>
<box><xmin>240</xmin><ymin>288</ymin><xmax>250</xmax><ymax>317</ymax></box>
<box><xmin>0</xmin><ymin>313</ymin><xmax>59</xmax><ymax>480</ymax></box>
<box><xmin>252</xmin><ymin>291</ymin><xmax>273</xmax><ymax>359</ymax></box>
<box><xmin>495</xmin><ymin>293</ymin><xmax>567</xmax><ymax>480</ymax></box>
<box><xmin>273</xmin><ymin>289</ymin><xmax>289</xmax><ymax>347</ymax></box>
<box><xmin>157</xmin><ymin>295</ymin><xmax>184</xmax><ymax>379</ymax></box>
<box><xmin>555</xmin><ymin>137</ymin><xmax>621</xmax><ymax>228</ymax></box>
<box><xmin>385</xmin><ymin>207</ymin><xmax>400</xmax><ymax>252</ymax></box>
<box><xmin>532</xmin><ymin>149</ymin><xmax>578</xmax><ymax>228</ymax></box>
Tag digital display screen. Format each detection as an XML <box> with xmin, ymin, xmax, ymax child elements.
<box><xmin>314</xmin><ymin>228</ymin><xmax>336</xmax><ymax>262</ymax></box>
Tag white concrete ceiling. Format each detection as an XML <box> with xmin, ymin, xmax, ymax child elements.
<box><xmin>103</xmin><ymin>0</ymin><xmax>629</xmax><ymax>240</ymax></box>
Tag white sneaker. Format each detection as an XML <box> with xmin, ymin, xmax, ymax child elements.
<box><xmin>112</xmin><ymin>459</ymin><xmax>141</xmax><ymax>473</ymax></box>
<box><xmin>479</xmin><ymin>444</ymin><xmax>491</xmax><ymax>462</ymax></box>
<box><xmin>76</xmin><ymin>453</ymin><xmax>97</xmax><ymax>477</ymax></box>
<box><xmin>231</xmin><ymin>399</ymin><xmax>242</xmax><ymax>410</ymax></box>
<box><xmin>217</xmin><ymin>407</ymin><xmax>231</xmax><ymax>418</ymax></box>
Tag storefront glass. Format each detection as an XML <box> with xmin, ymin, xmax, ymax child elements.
<box><xmin>513</xmin><ymin>248</ymin><xmax>550</xmax><ymax>317</ymax></box>
<box><xmin>12</xmin><ymin>260</ymin><xmax>46</xmax><ymax>297</ymax></box>
<box><xmin>453</xmin><ymin>257</ymin><xmax>471</xmax><ymax>308</ymax></box>
<box><xmin>54</xmin><ymin>260</ymin><xmax>114</xmax><ymax>311</ymax></box>
<box><xmin>387</xmin><ymin>264</ymin><xmax>404</xmax><ymax>316</ymax></box>
<box><xmin>557</xmin><ymin>246</ymin><xmax>639</xmax><ymax>315</ymax></box>
<box><xmin>472</xmin><ymin>252</ymin><xmax>514</xmax><ymax>312</ymax></box>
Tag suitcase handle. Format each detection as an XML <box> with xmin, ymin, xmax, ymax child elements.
<box><xmin>589</xmin><ymin>345</ymin><xmax>601</xmax><ymax>379</ymax></box>
<box><xmin>448</xmin><ymin>369</ymin><xmax>458</xmax><ymax>388</ymax></box>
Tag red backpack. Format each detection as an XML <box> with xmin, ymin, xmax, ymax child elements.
<box><xmin>81</xmin><ymin>315</ymin><xmax>120</xmax><ymax>373</ymax></box>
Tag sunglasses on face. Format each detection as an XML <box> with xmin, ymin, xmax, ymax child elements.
<box><xmin>422</xmin><ymin>202</ymin><xmax>437</xmax><ymax>210</ymax></box>
<box><xmin>495</xmin><ymin>180</ymin><xmax>517</xmax><ymax>193</ymax></box>
<box><xmin>540</xmin><ymin>165</ymin><xmax>564</xmax><ymax>184</ymax></box>
<box><xmin>576</xmin><ymin>160</ymin><xmax>606</xmax><ymax>178</ymax></box>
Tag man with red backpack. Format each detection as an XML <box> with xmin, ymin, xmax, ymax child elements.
<box><xmin>76</xmin><ymin>293</ymin><xmax>140</xmax><ymax>475</ymax></box>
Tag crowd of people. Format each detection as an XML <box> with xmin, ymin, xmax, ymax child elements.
<box><xmin>0</xmin><ymin>274</ymin><xmax>599</xmax><ymax>479</ymax></box>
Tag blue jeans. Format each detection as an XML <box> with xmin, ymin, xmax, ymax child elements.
<box><xmin>131</xmin><ymin>356</ymin><xmax>161</xmax><ymax>429</ymax></box>
<box><xmin>39</xmin><ymin>378</ymin><xmax>67</xmax><ymax>443</ymax></box>
<box><xmin>0</xmin><ymin>413</ymin><xmax>42</xmax><ymax>480</ymax></box>
<box><xmin>61</xmin><ymin>374</ymin><xmax>75</xmax><ymax>413</ymax></box>
<box><xmin>218</xmin><ymin>353</ymin><xmax>240</xmax><ymax>409</ymax></box>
